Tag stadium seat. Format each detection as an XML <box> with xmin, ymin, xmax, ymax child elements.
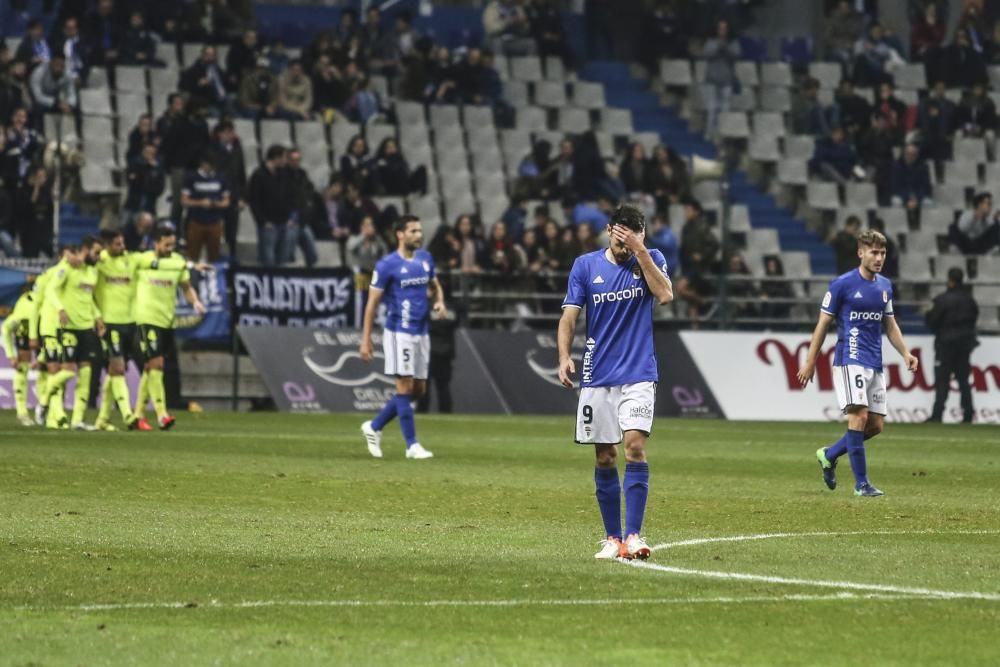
<box><xmin>242</xmin><ymin>144</ymin><xmax>260</xmax><ymax>170</ymax></box>
<box><xmin>493</xmin><ymin>54</ymin><xmax>510</xmax><ymax>80</ymax></box>
<box><xmin>660</xmin><ymin>59</ymin><xmax>693</xmax><ymax>86</ymax></box>
<box><xmin>84</xmin><ymin>67</ymin><xmax>108</xmax><ymax>90</ymax></box>
<box><xmin>807</xmin><ymin>182</ymin><xmax>840</xmax><ymax>209</ymax></box>
<box><xmin>975</xmin><ymin>255</ymin><xmax>1000</xmax><ymax>281</ymax></box>
<box><xmin>783</xmin><ymin>135</ymin><xmax>815</xmax><ymax>160</ymax></box>
<box><xmin>933</xmin><ymin>183</ymin><xmax>968</xmax><ymax>209</ymax></box>
<box><xmin>760</xmin><ymin>62</ymin><xmax>792</xmax><ymax>87</ymax></box>
<box><xmin>463</xmin><ymin>105</ymin><xmax>495</xmax><ymax>128</ymax></box>
<box><xmin>894</xmin><ymin>63</ymin><xmax>927</xmax><ymax>90</ymax></box>
<box><xmin>370</xmin><ymin>75</ymin><xmax>390</xmax><ymax>100</ymax></box>
<box><xmin>115</xmin><ymin>66</ymin><xmax>147</xmax><ymax>92</ymax></box>
<box><xmin>479</xmin><ymin>195</ymin><xmax>509</xmax><ymax>224</ymax></box>
<box><xmin>877</xmin><ymin>208</ymin><xmax>909</xmax><ymax>237</ymax></box>
<box><xmin>80</xmin><ymin>89</ymin><xmax>112</xmax><ymax>115</ymax></box>
<box><xmin>692</xmin><ymin>180</ymin><xmax>721</xmax><ymax>205</ymax></box>
<box><xmin>475</xmin><ymin>173</ymin><xmax>507</xmax><ymax>200</ymax></box>
<box><xmin>749</xmin><ymin>135</ymin><xmax>781</xmax><ymax>162</ymax></box>
<box><xmin>510</xmin><ymin>56</ymin><xmax>543</xmax><ymax>82</ymax></box>
<box><xmin>331</xmin><ymin>121</ymin><xmax>362</xmax><ymax>157</ymax></box>
<box><xmin>752</xmin><ymin>111</ymin><xmax>785</xmax><ymax>138</ymax></box>
<box><xmin>593</xmin><ymin>131</ymin><xmax>615</xmax><ymax>159</ymax></box>
<box><xmin>746</xmin><ymin>228</ymin><xmax>780</xmax><ymax>255</ymax></box>
<box><xmin>808</xmin><ymin>62</ymin><xmax>843</xmax><ymax>89</ymax></box>
<box><xmin>429</xmin><ymin>104</ymin><xmax>460</xmax><ymax>129</ymax></box>
<box><xmin>500</xmin><ymin>129</ymin><xmax>531</xmax><ymax>160</ymax></box>
<box><xmin>181</xmin><ymin>43</ymin><xmax>204</xmax><ymax>67</ymax></box>
<box><xmin>571</xmin><ymin>81</ymin><xmax>606</xmax><ymax>109</ymax></box>
<box><xmin>906</xmin><ymin>231</ymin><xmax>942</xmax><ymax>255</ymax></box>
<box><xmin>718</xmin><ymin>112</ymin><xmax>750</xmax><ymax>139</ymax></box>
<box><xmin>729</xmin><ymin>88</ymin><xmax>758</xmax><ymax>112</ymax></box>
<box><xmin>504</xmin><ymin>79</ymin><xmax>529</xmax><ymax>107</ymax></box>
<box><xmin>307</xmin><ymin>163</ymin><xmax>331</xmax><ymax>187</ymax></box>
<box><xmin>935</xmin><ymin>254</ymin><xmax>969</xmax><ymax>278</ymax></box>
<box><xmin>155</xmin><ymin>43</ymin><xmax>179</xmax><ymax>71</ymax></box>
<box><xmin>728</xmin><ymin>204</ymin><xmax>752</xmax><ymax>232</ymax></box>
<box><xmin>600</xmin><ymin>108</ymin><xmax>633</xmax><ymax>135</ymax></box>
<box><xmin>395</xmin><ymin>101</ymin><xmax>426</xmax><ymax>127</ymax></box>
<box><xmin>467</xmin><ymin>126</ymin><xmax>500</xmax><ymax>152</ymax></box>
<box><xmin>84</xmin><ymin>140</ymin><xmax>117</xmax><ymax>168</ymax></box>
<box><xmin>233</xmin><ymin>118</ymin><xmax>257</xmax><ymax>146</ymax></box>
<box><xmin>315</xmin><ymin>241</ymin><xmax>343</xmax><ymax>268</ymax></box>
<box><xmin>632</xmin><ymin>132</ymin><xmax>660</xmax><ymax>155</ymax></box>
<box><xmin>408</xmin><ymin>195</ymin><xmax>442</xmax><ymax>223</ymax></box>
<box><xmin>444</xmin><ymin>194</ymin><xmax>477</xmax><ymax>222</ymax></box>
<box><xmin>759</xmin><ymin>86</ymin><xmax>792</xmax><ymax>112</ymax></box>
<box><xmin>899</xmin><ymin>254</ymin><xmax>933</xmax><ymax>281</ymax></box>
<box><xmin>777</xmin><ymin>158</ymin><xmax>809</xmax><ymax>185</ymax></box>
<box><xmin>259</xmin><ymin>120</ymin><xmax>292</xmax><ymax>147</ymax></box>
<box><xmin>295</xmin><ymin>121</ymin><xmax>328</xmax><ymax>148</ymax></box>
<box><xmin>79</xmin><ymin>164</ymin><xmax>117</xmax><ymax>193</ymax></box>
<box><xmin>544</xmin><ymin>56</ymin><xmax>566</xmax><ymax>81</ymax></box>
<box><xmin>782</xmin><ymin>251</ymin><xmax>813</xmax><ymax>277</ymax></box>
<box><xmin>944</xmin><ymin>159</ymin><xmax>980</xmax><ymax>187</ymax></box>
<box><xmin>734</xmin><ymin>61</ymin><xmax>759</xmax><ymax>88</ymax></box>
<box><xmin>845</xmin><ymin>182</ymin><xmax>878</xmax><ymax>209</ymax></box>
<box><xmin>300</xmin><ymin>141</ymin><xmax>330</xmax><ymax>169</ymax></box>
<box><xmin>516</xmin><ymin>106</ymin><xmax>548</xmax><ymax>132</ymax></box>
<box><xmin>82</xmin><ymin>115</ymin><xmax>114</xmax><ymax>142</ymax></box>
<box><xmin>114</xmin><ymin>92</ymin><xmax>148</xmax><ymax>130</ymax></box>
<box><xmin>534</xmin><ymin>81</ymin><xmax>567</xmax><ymax>108</ymax></box>
<box><xmin>557</xmin><ymin>107</ymin><xmax>591</xmax><ymax>134</ymax></box>
<box><xmin>365</xmin><ymin>123</ymin><xmax>397</xmax><ymax>149</ymax></box>
<box><xmin>955</xmin><ymin>137</ymin><xmax>988</xmax><ymax>164</ymax></box>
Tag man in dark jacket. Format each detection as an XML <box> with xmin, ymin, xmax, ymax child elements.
<box><xmin>926</xmin><ymin>268</ymin><xmax>979</xmax><ymax>423</ymax></box>
<box><xmin>830</xmin><ymin>215</ymin><xmax>862</xmax><ymax>274</ymax></box>
<box><xmin>124</xmin><ymin>141</ymin><xmax>166</xmax><ymax>217</ymax></box>
<box><xmin>180</xmin><ymin>45</ymin><xmax>229</xmax><ymax>115</ymax></box>
<box><xmin>157</xmin><ymin>93</ymin><xmax>210</xmax><ymax>227</ymax></box>
<box><xmin>247</xmin><ymin>144</ymin><xmax>292</xmax><ymax>266</ymax></box>
<box><xmin>211</xmin><ymin>120</ymin><xmax>247</xmax><ymax>259</ymax></box>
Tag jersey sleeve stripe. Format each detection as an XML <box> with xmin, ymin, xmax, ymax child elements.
<box><xmin>561</xmin><ymin>304</ymin><xmax>582</xmax><ymax>309</ymax></box>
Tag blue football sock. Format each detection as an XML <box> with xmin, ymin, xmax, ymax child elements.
<box><xmin>395</xmin><ymin>394</ymin><xmax>417</xmax><ymax>446</ymax></box>
<box><xmin>844</xmin><ymin>429</ymin><xmax>868</xmax><ymax>488</ymax></box>
<box><xmin>624</xmin><ymin>462</ymin><xmax>650</xmax><ymax>537</ymax></box>
<box><xmin>371</xmin><ymin>398</ymin><xmax>398</xmax><ymax>431</ymax></box>
<box><xmin>594</xmin><ymin>467</ymin><xmax>622</xmax><ymax>540</ymax></box>
<box><xmin>825</xmin><ymin>432</ymin><xmax>850</xmax><ymax>463</ymax></box>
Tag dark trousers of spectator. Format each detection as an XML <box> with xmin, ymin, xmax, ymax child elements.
<box><xmin>168</xmin><ymin>167</ymin><xmax>186</xmax><ymax>231</ymax></box>
<box><xmin>416</xmin><ymin>355</ymin><xmax>453</xmax><ymax>414</ymax></box>
<box><xmin>948</xmin><ymin>221</ymin><xmax>1000</xmax><ymax>254</ymax></box>
<box><xmin>257</xmin><ymin>222</ymin><xmax>289</xmax><ymax>266</ymax></box>
<box><xmin>930</xmin><ymin>340</ymin><xmax>975</xmax><ymax>422</ymax></box>
<box><xmin>284</xmin><ymin>222</ymin><xmax>318</xmax><ymax>267</ymax></box>
<box><xmin>14</xmin><ymin>196</ymin><xmax>53</xmax><ymax>258</ymax></box>
<box><xmin>223</xmin><ymin>204</ymin><xmax>240</xmax><ymax>261</ymax></box>
<box><xmin>187</xmin><ymin>221</ymin><xmax>223</xmax><ymax>262</ymax></box>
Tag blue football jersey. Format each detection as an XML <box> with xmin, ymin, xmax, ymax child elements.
<box><xmin>371</xmin><ymin>249</ymin><xmax>436</xmax><ymax>335</ymax></box>
<box><xmin>821</xmin><ymin>269</ymin><xmax>894</xmax><ymax>370</ymax></box>
<box><xmin>562</xmin><ymin>249</ymin><xmax>668</xmax><ymax>387</ymax></box>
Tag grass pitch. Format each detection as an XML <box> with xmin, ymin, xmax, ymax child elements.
<box><xmin>1</xmin><ymin>412</ymin><xmax>998</xmax><ymax>666</ymax></box>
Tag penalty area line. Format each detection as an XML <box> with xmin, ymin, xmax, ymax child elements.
<box><xmin>8</xmin><ymin>592</ymin><xmax>975</xmax><ymax>613</ymax></box>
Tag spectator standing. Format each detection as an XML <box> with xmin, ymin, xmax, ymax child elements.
<box><xmin>17</xmin><ymin>166</ymin><xmax>53</xmax><ymax>257</ymax></box>
<box><xmin>372</xmin><ymin>137</ymin><xmax>427</xmax><ymax>197</ymax></box>
<box><xmin>791</xmin><ymin>77</ymin><xmax>833</xmax><ymax>136</ymax></box>
<box><xmin>925</xmin><ymin>268</ymin><xmax>979</xmax><ymax>423</ymax></box>
<box><xmin>646</xmin><ymin>144</ymin><xmax>690</xmax><ymax>209</ymax></box>
<box><xmin>938</xmin><ymin>29</ymin><xmax>988</xmax><ymax>89</ymax></box>
<box><xmin>15</xmin><ymin>20</ymin><xmax>51</xmax><ymax>69</ymax></box>
<box><xmin>679</xmin><ymin>198</ymin><xmax>719</xmax><ymax>279</ymax></box>
<box><xmin>700</xmin><ymin>19</ymin><xmax>740</xmax><ymax>139</ymax></box>
<box><xmin>619</xmin><ymin>142</ymin><xmax>649</xmax><ymax>195</ymax></box>
<box><xmin>156</xmin><ymin>93</ymin><xmax>210</xmax><ymax>227</ymax></box>
<box><xmin>869</xmin><ymin>217</ymin><xmax>899</xmax><ymax>279</ymax></box>
<box><xmin>455</xmin><ymin>214</ymin><xmax>486</xmax><ymax>273</ymax></box>
<box><xmin>126</xmin><ymin>112</ymin><xmax>160</xmax><ymax>162</ymax></box>
<box><xmin>1</xmin><ymin>62</ymin><xmax>32</xmax><ymax>126</ymax></box>
<box><xmin>833</xmin><ymin>79</ymin><xmax>872</xmax><ymax>140</ymax></box>
<box><xmin>347</xmin><ymin>215</ymin><xmax>387</xmax><ymax>285</ymax></box>
<box><xmin>890</xmin><ymin>143</ymin><xmax>933</xmax><ymax>211</ymax></box>
<box><xmin>417</xmin><ymin>307</ymin><xmax>458</xmax><ymax>414</ymax></box>
<box><xmin>181</xmin><ymin>154</ymin><xmax>230</xmax><ymax>261</ymax></box>
<box><xmin>918</xmin><ymin>80</ymin><xmax>956</xmax><ymax>165</ymax></box>
<box><xmin>949</xmin><ymin>191</ymin><xmax>1000</xmax><ymax>254</ymax></box>
<box><xmin>277</xmin><ymin>60</ymin><xmax>313</xmax><ymax>120</ymax></box>
<box><xmin>647</xmin><ymin>212</ymin><xmax>679</xmax><ymax>279</ymax></box>
<box><xmin>119</xmin><ymin>11</ymin><xmax>160</xmax><ymax>66</ymax></box>
<box><xmin>226</xmin><ymin>29</ymin><xmax>260</xmax><ymax>91</ymax></box>
<box><xmin>124</xmin><ymin>141</ymin><xmax>166</xmax><ymax>220</ymax></box>
<box><xmin>858</xmin><ymin>113</ymin><xmax>897</xmax><ymax>204</ymax></box>
<box><xmin>247</xmin><ymin>144</ymin><xmax>292</xmax><ymax>266</ymax></box>
<box><xmin>483</xmin><ymin>0</ymin><xmax>535</xmax><ymax>56</ymax></box>
<box><xmin>210</xmin><ymin>120</ymin><xmax>247</xmax><ymax>258</ymax></box>
<box><xmin>831</xmin><ymin>215</ymin><xmax>862</xmax><ymax>274</ymax></box>
<box><xmin>911</xmin><ymin>1</ymin><xmax>946</xmax><ymax>62</ymax></box>
<box><xmin>955</xmin><ymin>82</ymin><xmax>997</xmax><ymax>141</ymax></box>
<box><xmin>82</xmin><ymin>0</ymin><xmax>122</xmax><ymax>68</ymax></box>
<box><xmin>52</xmin><ymin>17</ymin><xmax>86</xmax><ymax>85</ymax></box>
<box><xmin>526</xmin><ymin>0</ymin><xmax>575</xmax><ymax>70</ymax></box>
<box><xmin>180</xmin><ymin>45</ymin><xmax>229</xmax><ymax>116</ymax></box>
<box><xmin>824</xmin><ymin>0</ymin><xmax>865</xmax><ymax>64</ymax></box>
<box><xmin>852</xmin><ymin>23</ymin><xmax>900</xmax><ymax>87</ymax></box>
<box><xmin>284</xmin><ymin>148</ymin><xmax>319</xmax><ymax>267</ymax></box>
<box><xmin>29</xmin><ymin>55</ymin><xmax>77</xmax><ymax>116</ymax></box>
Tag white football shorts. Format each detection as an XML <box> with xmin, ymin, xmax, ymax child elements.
<box><xmin>832</xmin><ymin>364</ymin><xmax>887</xmax><ymax>416</ymax></box>
<box><xmin>575</xmin><ymin>381</ymin><xmax>656</xmax><ymax>444</ymax></box>
<box><xmin>382</xmin><ymin>329</ymin><xmax>430</xmax><ymax>379</ymax></box>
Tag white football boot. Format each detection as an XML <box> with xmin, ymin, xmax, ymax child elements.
<box><xmin>624</xmin><ymin>534</ymin><xmax>651</xmax><ymax>560</ymax></box>
<box><xmin>594</xmin><ymin>537</ymin><xmax>627</xmax><ymax>560</ymax></box>
<box><xmin>405</xmin><ymin>443</ymin><xmax>434</xmax><ymax>459</ymax></box>
<box><xmin>361</xmin><ymin>420</ymin><xmax>382</xmax><ymax>458</ymax></box>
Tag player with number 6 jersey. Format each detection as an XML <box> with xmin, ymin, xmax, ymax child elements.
<box><xmin>557</xmin><ymin>204</ymin><xmax>673</xmax><ymax>561</ymax></box>
<box><xmin>797</xmin><ymin>230</ymin><xmax>919</xmax><ymax>497</ymax></box>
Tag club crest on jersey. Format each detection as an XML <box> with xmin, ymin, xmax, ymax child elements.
<box><xmin>422</xmin><ymin>261</ymin><xmax>430</xmax><ymax>272</ymax></box>
<box><xmin>631</xmin><ymin>266</ymin><xmax>641</xmax><ymax>280</ymax></box>
<box><xmin>882</xmin><ymin>290</ymin><xmax>888</xmax><ymax>303</ymax></box>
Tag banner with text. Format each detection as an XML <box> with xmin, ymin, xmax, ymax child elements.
<box><xmin>176</xmin><ymin>261</ymin><xmax>231</xmax><ymax>341</ymax></box>
<box><xmin>230</xmin><ymin>266</ymin><xmax>358</xmax><ymax>329</ymax></box>
<box><xmin>682</xmin><ymin>332</ymin><xmax>1000</xmax><ymax>424</ymax></box>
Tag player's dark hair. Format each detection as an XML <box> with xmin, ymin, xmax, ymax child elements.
<box><xmin>856</xmin><ymin>230</ymin><xmax>887</xmax><ymax>249</ymax></box>
<box><xmin>99</xmin><ymin>229</ymin><xmax>123</xmax><ymax>244</ymax></box>
<box><xmin>81</xmin><ymin>235</ymin><xmax>101</xmax><ymax>250</ymax></box>
<box><xmin>63</xmin><ymin>242</ymin><xmax>81</xmax><ymax>253</ymax></box>
<box><xmin>973</xmin><ymin>191</ymin><xmax>992</xmax><ymax>207</ymax></box>
<box><xmin>948</xmin><ymin>267</ymin><xmax>965</xmax><ymax>286</ymax></box>
<box><xmin>394</xmin><ymin>214</ymin><xmax>421</xmax><ymax>235</ymax></box>
<box><xmin>609</xmin><ymin>204</ymin><xmax>645</xmax><ymax>233</ymax></box>
<box><xmin>153</xmin><ymin>225</ymin><xmax>176</xmax><ymax>241</ymax></box>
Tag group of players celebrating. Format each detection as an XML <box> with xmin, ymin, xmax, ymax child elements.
<box><xmin>358</xmin><ymin>205</ymin><xmax>917</xmax><ymax>562</ymax></box>
<box><xmin>2</xmin><ymin>226</ymin><xmax>206</xmax><ymax>432</ymax></box>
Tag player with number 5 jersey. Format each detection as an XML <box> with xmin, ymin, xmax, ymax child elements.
<box><xmin>557</xmin><ymin>204</ymin><xmax>673</xmax><ymax>561</ymax></box>
<box><xmin>359</xmin><ymin>215</ymin><xmax>446</xmax><ymax>460</ymax></box>
<box><xmin>797</xmin><ymin>230</ymin><xmax>919</xmax><ymax>497</ymax></box>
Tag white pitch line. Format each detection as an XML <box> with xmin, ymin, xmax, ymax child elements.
<box><xmin>7</xmin><ymin>592</ymin><xmax>976</xmax><ymax>614</ymax></box>
<box><xmin>650</xmin><ymin>529</ymin><xmax>1000</xmax><ymax>552</ymax></box>
<box><xmin>631</xmin><ymin>529</ymin><xmax>1000</xmax><ymax>601</ymax></box>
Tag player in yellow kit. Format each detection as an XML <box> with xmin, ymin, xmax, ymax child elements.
<box><xmin>34</xmin><ymin>246</ymin><xmax>77</xmax><ymax>427</ymax></box>
<box><xmin>2</xmin><ymin>285</ymin><xmax>39</xmax><ymax>426</ymax></box>
<box><xmin>93</xmin><ymin>228</ymin><xmax>151</xmax><ymax>431</ymax></box>
<box><xmin>133</xmin><ymin>226</ymin><xmax>206</xmax><ymax>430</ymax></box>
<box><xmin>40</xmin><ymin>236</ymin><xmax>105</xmax><ymax>430</ymax></box>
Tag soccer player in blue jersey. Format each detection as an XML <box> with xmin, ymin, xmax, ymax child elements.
<box><xmin>557</xmin><ymin>204</ymin><xmax>673</xmax><ymax>560</ymax></box>
<box><xmin>360</xmin><ymin>215</ymin><xmax>446</xmax><ymax>460</ymax></box>
<box><xmin>797</xmin><ymin>230</ymin><xmax>918</xmax><ymax>496</ymax></box>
